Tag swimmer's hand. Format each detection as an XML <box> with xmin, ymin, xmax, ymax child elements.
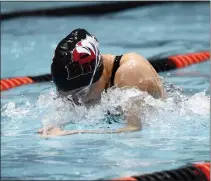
<box><xmin>37</xmin><ymin>127</ymin><xmax>79</xmax><ymax>138</ymax></box>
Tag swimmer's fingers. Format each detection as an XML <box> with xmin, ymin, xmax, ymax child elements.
<box><xmin>37</xmin><ymin>126</ymin><xmax>55</xmax><ymax>134</ymax></box>
<box><xmin>37</xmin><ymin>128</ymin><xmax>44</xmax><ymax>134</ymax></box>
<box><xmin>38</xmin><ymin>127</ymin><xmax>76</xmax><ymax>138</ymax></box>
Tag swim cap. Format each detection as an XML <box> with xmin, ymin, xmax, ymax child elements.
<box><xmin>51</xmin><ymin>28</ymin><xmax>104</xmax><ymax>92</ymax></box>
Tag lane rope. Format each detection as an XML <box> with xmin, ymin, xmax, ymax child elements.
<box><xmin>1</xmin><ymin>2</ymin><xmax>194</xmax><ymax>21</ymax></box>
<box><xmin>109</xmin><ymin>162</ymin><xmax>210</xmax><ymax>181</ymax></box>
<box><xmin>1</xmin><ymin>51</ymin><xmax>210</xmax><ymax>91</ymax></box>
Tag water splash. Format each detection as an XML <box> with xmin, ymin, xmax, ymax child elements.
<box><xmin>1</xmin><ymin>100</ymin><xmax>34</xmax><ymax>136</ymax></box>
<box><xmin>1</xmin><ymin>81</ymin><xmax>210</xmax><ymax>136</ymax></box>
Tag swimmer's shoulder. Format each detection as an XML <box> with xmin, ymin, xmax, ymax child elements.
<box><xmin>121</xmin><ymin>52</ymin><xmax>159</xmax><ymax>77</ymax></box>
<box><xmin>117</xmin><ymin>52</ymin><xmax>165</xmax><ymax>98</ymax></box>
<box><xmin>117</xmin><ymin>52</ymin><xmax>150</xmax><ymax>74</ymax></box>
<box><xmin>121</xmin><ymin>52</ymin><xmax>148</xmax><ymax>64</ymax></box>
<box><xmin>113</xmin><ymin>52</ymin><xmax>148</xmax><ymax>88</ymax></box>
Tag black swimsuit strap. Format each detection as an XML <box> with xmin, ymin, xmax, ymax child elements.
<box><xmin>110</xmin><ymin>55</ymin><xmax>123</xmax><ymax>87</ymax></box>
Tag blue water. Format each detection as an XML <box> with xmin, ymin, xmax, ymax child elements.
<box><xmin>1</xmin><ymin>2</ymin><xmax>210</xmax><ymax>180</ymax></box>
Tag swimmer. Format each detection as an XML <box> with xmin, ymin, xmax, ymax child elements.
<box><xmin>38</xmin><ymin>28</ymin><xmax>164</xmax><ymax>137</ymax></box>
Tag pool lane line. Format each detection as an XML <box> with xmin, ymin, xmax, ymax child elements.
<box><xmin>194</xmin><ymin>162</ymin><xmax>210</xmax><ymax>181</ymax></box>
<box><xmin>109</xmin><ymin>162</ymin><xmax>210</xmax><ymax>181</ymax></box>
<box><xmin>1</xmin><ymin>51</ymin><xmax>210</xmax><ymax>92</ymax></box>
<box><xmin>0</xmin><ymin>74</ymin><xmax>52</xmax><ymax>91</ymax></box>
<box><xmin>1</xmin><ymin>2</ymin><xmax>197</xmax><ymax>21</ymax></box>
<box><xmin>1</xmin><ymin>77</ymin><xmax>34</xmax><ymax>91</ymax></box>
<box><xmin>150</xmin><ymin>51</ymin><xmax>210</xmax><ymax>72</ymax></box>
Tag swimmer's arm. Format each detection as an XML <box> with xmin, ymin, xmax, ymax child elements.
<box><xmin>38</xmin><ymin>97</ymin><xmax>142</xmax><ymax>137</ymax></box>
<box><xmin>78</xmin><ymin>126</ymin><xmax>140</xmax><ymax>134</ymax></box>
<box><xmin>61</xmin><ymin>97</ymin><xmax>142</xmax><ymax>135</ymax></box>
<box><xmin>59</xmin><ymin>126</ymin><xmax>140</xmax><ymax>135</ymax></box>
<box><xmin>38</xmin><ymin>123</ymin><xmax>140</xmax><ymax>137</ymax></box>
<box><xmin>38</xmin><ymin>126</ymin><xmax>140</xmax><ymax>138</ymax></box>
<box><xmin>38</xmin><ymin>100</ymin><xmax>141</xmax><ymax>137</ymax></box>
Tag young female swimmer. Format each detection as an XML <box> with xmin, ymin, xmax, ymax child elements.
<box><xmin>38</xmin><ymin>28</ymin><xmax>164</xmax><ymax>137</ymax></box>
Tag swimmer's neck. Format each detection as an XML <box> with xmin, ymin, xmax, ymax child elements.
<box><xmin>86</xmin><ymin>54</ymin><xmax>115</xmax><ymax>97</ymax></box>
<box><xmin>101</xmin><ymin>54</ymin><xmax>116</xmax><ymax>85</ymax></box>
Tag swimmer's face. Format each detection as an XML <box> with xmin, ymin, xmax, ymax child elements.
<box><xmin>58</xmin><ymin>83</ymin><xmax>101</xmax><ymax>106</ymax></box>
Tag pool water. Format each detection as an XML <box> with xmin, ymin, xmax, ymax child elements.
<box><xmin>1</xmin><ymin>2</ymin><xmax>210</xmax><ymax>180</ymax></box>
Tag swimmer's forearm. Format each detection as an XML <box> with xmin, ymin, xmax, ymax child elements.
<box><xmin>99</xmin><ymin>126</ymin><xmax>141</xmax><ymax>134</ymax></box>
<box><xmin>38</xmin><ymin>126</ymin><xmax>141</xmax><ymax>137</ymax></box>
<box><xmin>63</xmin><ymin>126</ymin><xmax>141</xmax><ymax>135</ymax></box>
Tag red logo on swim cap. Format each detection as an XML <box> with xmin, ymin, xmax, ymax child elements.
<box><xmin>72</xmin><ymin>35</ymin><xmax>97</xmax><ymax>65</ymax></box>
<box><xmin>65</xmin><ymin>35</ymin><xmax>100</xmax><ymax>80</ymax></box>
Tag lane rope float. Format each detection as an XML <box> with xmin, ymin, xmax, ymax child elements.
<box><xmin>150</xmin><ymin>51</ymin><xmax>210</xmax><ymax>72</ymax></box>
<box><xmin>1</xmin><ymin>51</ymin><xmax>210</xmax><ymax>91</ymax></box>
<box><xmin>108</xmin><ymin>162</ymin><xmax>210</xmax><ymax>181</ymax></box>
<box><xmin>1</xmin><ymin>2</ymin><xmax>196</xmax><ymax>21</ymax></box>
<box><xmin>1</xmin><ymin>74</ymin><xmax>52</xmax><ymax>91</ymax></box>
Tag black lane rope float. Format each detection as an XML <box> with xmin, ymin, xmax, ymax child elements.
<box><xmin>0</xmin><ymin>2</ymin><xmax>165</xmax><ymax>21</ymax></box>
<box><xmin>1</xmin><ymin>51</ymin><xmax>210</xmax><ymax>91</ymax></box>
<box><xmin>1</xmin><ymin>1</ymin><xmax>202</xmax><ymax>21</ymax></box>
